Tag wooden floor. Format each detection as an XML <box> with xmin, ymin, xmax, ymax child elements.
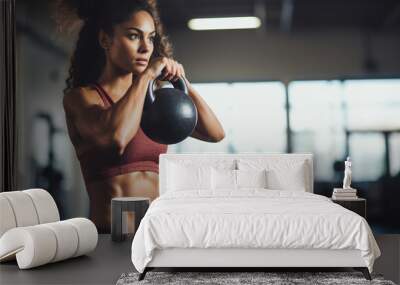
<box><xmin>0</xmin><ymin>234</ymin><xmax>398</xmax><ymax>284</ymax></box>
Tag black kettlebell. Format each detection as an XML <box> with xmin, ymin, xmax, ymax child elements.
<box><xmin>140</xmin><ymin>77</ymin><xmax>198</xmax><ymax>145</ymax></box>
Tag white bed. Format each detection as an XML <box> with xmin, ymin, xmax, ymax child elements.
<box><xmin>131</xmin><ymin>153</ymin><xmax>380</xmax><ymax>280</ymax></box>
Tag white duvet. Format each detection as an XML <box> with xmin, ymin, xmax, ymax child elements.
<box><xmin>131</xmin><ymin>189</ymin><xmax>380</xmax><ymax>273</ymax></box>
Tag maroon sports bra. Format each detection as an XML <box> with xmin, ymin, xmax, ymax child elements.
<box><xmin>77</xmin><ymin>83</ymin><xmax>168</xmax><ymax>183</ymax></box>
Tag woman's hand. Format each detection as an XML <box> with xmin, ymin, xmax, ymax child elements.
<box><xmin>144</xmin><ymin>57</ymin><xmax>168</xmax><ymax>80</ymax></box>
<box><xmin>160</xmin><ymin>58</ymin><xmax>186</xmax><ymax>82</ymax></box>
<box><xmin>144</xmin><ymin>57</ymin><xmax>186</xmax><ymax>82</ymax></box>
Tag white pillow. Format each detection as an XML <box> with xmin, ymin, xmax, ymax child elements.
<box><xmin>211</xmin><ymin>168</ymin><xmax>268</xmax><ymax>190</ymax></box>
<box><xmin>167</xmin><ymin>162</ymin><xmax>211</xmax><ymax>191</ymax></box>
<box><xmin>236</xmin><ymin>169</ymin><xmax>267</xmax><ymax>188</ymax></box>
<box><xmin>166</xmin><ymin>159</ymin><xmax>236</xmax><ymax>192</ymax></box>
<box><xmin>266</xmin><ymin>166</ymin><xmax>306</xmax><ymax>191</ymax></box>
<box><xmin>237</xmin><ymin>159</ymin><xmax>308</xmax><ymax>191</ymax></box>
<box><xmin>211</xmin><ymin>168</ymin><xmax>236</xmax><ymax>190</ymax></box>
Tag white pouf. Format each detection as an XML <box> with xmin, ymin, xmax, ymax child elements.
<box><xmin>0</xmin><ymin>195</ymin><xmax>17</xmax><ymax>237</ymax></box>
<box><xmin>0</xmin><ymin>189</ymin><xmax>98</xmax><ymax>269</ymax></box>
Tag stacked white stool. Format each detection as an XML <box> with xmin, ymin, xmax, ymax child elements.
<box><xmin>0</xmin><ymin>188</ymin><xmax>98</xmax><ymax>269</ymax></box>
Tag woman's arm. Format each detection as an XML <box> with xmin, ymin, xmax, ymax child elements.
<box><xmin>183</xmin><ymin>77</ymin><xmax>225</xmax><ymax>142</ymax></box>
<box><xmin>63</xmin><ymin>57</ymin><xmax>169</xmax><ymax>154</ymax></box>
<box><xmin>63</xmin><ymin>72</ymin><xmax>153</xmax><ymax>155</ymax></box>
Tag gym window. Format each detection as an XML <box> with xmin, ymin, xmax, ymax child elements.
<box><xmin>289</xmin><ymin>79</ymin><xmax>400</xmax><ymax>181</ymax></box>
<box><xmin>169</xmin><ymin>78</ymin><xmax>400</xmax><ymax>183</ymax></box>
<box><xmin>168</xmin><ymin>81</ymin><xmax>287</xmax><ymax>154</ymax></box>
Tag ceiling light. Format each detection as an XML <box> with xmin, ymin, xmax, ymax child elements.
<box><xmin>188</xmin><ymin>16</ymin><xmax>261</xmax><ymax>31</ymax></box>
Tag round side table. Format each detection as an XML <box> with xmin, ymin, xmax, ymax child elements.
<box><xmin>111</xmin><ymin>197</ymin><xmax>150</xmax><ymax>242</ymax></box>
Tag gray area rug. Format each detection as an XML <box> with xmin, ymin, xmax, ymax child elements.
<box><xmin>116</xmin><ymin>271</ymin><xmax>396</xmax><ymax>285</ymax></box>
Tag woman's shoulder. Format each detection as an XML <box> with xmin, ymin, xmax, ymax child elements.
<box><xmin>63</xmin><ymin>85</ymin><xmax>102</xmax><ymax>111</ymax></box>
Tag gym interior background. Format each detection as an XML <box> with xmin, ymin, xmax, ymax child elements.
<box><xmin>14</xmin><ymin>0</ymin><xmax>400</xmax><ymax>233</ymax></box>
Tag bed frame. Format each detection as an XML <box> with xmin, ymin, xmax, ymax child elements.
<box><xmin>140</xmin><ymin>248</ymin><xmax>370</xmax><ymax>280</ymax></box>
<box><xmin>138</xmin><ymin>153</ymin><xmax>372</xmax><ymax>281</ymax></box>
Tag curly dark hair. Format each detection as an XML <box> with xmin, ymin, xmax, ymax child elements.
<box><xmin>54</xmin><ymin>0</ymin><xmax>173</xmax><ymax>94</ymax></box>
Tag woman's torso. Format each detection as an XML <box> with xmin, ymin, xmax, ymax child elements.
<box><xmin>64</xmin><ymin>83</ymin><xmax>167</xmax><ymax>230</ymax></box>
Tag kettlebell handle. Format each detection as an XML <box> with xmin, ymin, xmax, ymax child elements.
<box><xmin>145</xmin><ymin>77</ymin><xmax>189</xmax><ymax>106</ymax></box>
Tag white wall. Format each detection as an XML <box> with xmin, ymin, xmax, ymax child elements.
<box><xmin>15</xmin><ymin>2</ymin><xmax>400</xmax><ymax>219</ymax></box>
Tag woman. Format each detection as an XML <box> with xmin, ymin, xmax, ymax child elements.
<box><xmin>58</xmin><ymin>0</ymin><xmax>225</xmax><ymax>233</ymax></box>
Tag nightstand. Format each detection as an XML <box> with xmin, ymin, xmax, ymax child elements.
<box><xmin>331</xmin><ymin>198</ymin><xmax>366</xmax><ymax>219</ymax></box>
<box><xmin>111</xmin><ymin>197</ymin><xmax>150</xmax><ymax>242</ymax></box>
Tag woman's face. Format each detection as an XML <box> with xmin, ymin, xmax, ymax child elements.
<box><xmin>104</xmin><ymin>10</ymin><xmax>156</xmax><ymax>75</ymax></box>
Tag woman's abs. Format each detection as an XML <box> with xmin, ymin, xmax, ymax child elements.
<box><xmin>85</xmin><ymin>171</ymin><xmax>159</xmax><ymax>233</ymax></box>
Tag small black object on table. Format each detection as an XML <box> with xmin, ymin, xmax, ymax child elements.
<box><xmin>111</xmin><ymin>197</ymin><xmax>150</xmax><ymax>242</ymax></box>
